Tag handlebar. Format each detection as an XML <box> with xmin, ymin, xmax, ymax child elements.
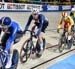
<box><xmin>25</xmin><ymin>30</ymin><xmax>37</xmax><ymax>38</ymax></box>
<box><xmin>0</xmin><ymin>46</ymin><xmax>3</xmax><ymax>53</ymax></box>
<box><xmin>25</xmin><ymin>30</ymin><xmax>35</xmax><ymax>35</ymax></box>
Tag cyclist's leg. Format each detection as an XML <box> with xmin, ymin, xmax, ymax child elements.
<box><xmin>14</xmin><ymin>31</ymin><xmax>23</xmax><ymax>44</ymax></box>
<box><xmin>1</xmin><ymin>33</ymin><xmax>10</xmax><ymax>50</ymax></box>
<box><xmin>67</xmin><ymin>26</ymin><xmax>73</xmax><ymax>49</ymax></box>
<box><xmin>31</xmin><ymin>24</ymin><xmax>36</xmax><ymax>31</ymax></box>
<box><xmin>62</xmin><ymin>29</ymin><xmax>66</xmax><ymax>37</ymax></box>
<box><xmin>37</xmin><ymin>22</ymin><xmax>48</xmax><ymax>55</ymax></box>
<box><xmin>1</xmin><ymin>33</ymin><xmax>12</xmax><ymax>68</ymax></box>
<box><xmin>5</xmin><ymin>42</ymin><xmax>13</xmax><ymax>68</ymax></box>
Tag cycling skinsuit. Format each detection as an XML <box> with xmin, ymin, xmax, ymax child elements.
<box><xmin>58</xmin><ymin>16</ymin><xmax>74</xmax><ymax>33</ymax></box>
<box><xmin>0</xmin><ymin>21</ymin><xmax>22</xmax><ymax>51</ymax></box>
<box><xmin>24</xmin><ymin>14</ymin><xmax>49</xmax><ymax>36</ymax></box>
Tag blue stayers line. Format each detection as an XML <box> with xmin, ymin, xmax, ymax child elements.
<box><xmin>47</xmin><ymin>54</ymin><xmax>75</xmax><ymax>69</ymax></box>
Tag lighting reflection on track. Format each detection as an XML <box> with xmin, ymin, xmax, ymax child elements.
<box><xmin>31</xmin><ymin>44</ymin><xmax>75</xmax><ymax>69</ymax></box>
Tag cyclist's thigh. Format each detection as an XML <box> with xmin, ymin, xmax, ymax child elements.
<box><xmin>71</xmin><ymin>25</ymin><xmax>75</xmax><ymax>32</ymax></box>
<box><xmin>1</xmin><ymin>33</ymin><xmax>10</xmax><ymax>50</ymax></box>
<box><xmin>41</xmin><ymin>22</ymin><xmax>48</xmax><ymax>33</ymax></box>
<box><xmin>14</xmin><ymin>32</ymin><xmax>23</xmax><ymax>44</ymax></box>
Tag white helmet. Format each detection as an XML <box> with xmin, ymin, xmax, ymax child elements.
<box><xmin>71</xmin><ymin>8</ymin><xmax>75</xmax><ymax>12</ymax></box>
<box><xmin>32</xmin><ymin>8</ymin><xmax>39</xmax><ymax>14</ymax></box>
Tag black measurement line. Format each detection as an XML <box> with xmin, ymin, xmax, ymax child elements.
<box><xmin>30</xmin><ymin>48</ymin><xmax>75</xmax><ymax>69</ymax></box>
<box><xmin>45</xmin><ymin>44</ymin><xmax>58</xmax><ymax>49</ymax></box>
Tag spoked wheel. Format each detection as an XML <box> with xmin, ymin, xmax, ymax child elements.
<box><xmin>73</xmin><ymin>31</ymin><xmax>75</xmax><ymax>45</ymax></box>
<box><xmin>58</xmin><ymin>36</ymin><xmax>66</xmax><ymax>53</ymax></box>
<box><xmin>58</xmin><ymin>42</ymin><xmax>65</xmax><ymax>53</ymax></box>
<box><xmin>20</xmin><ymin>39</ymin><xmax>31</xmax><ymax>63</ymax></box>
<box><xmin>36</xmin><ymin>38</ymin><xmax>46</xmax><ymax>57</ymax></box>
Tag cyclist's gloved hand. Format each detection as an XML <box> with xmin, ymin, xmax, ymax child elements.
<box><xmin>23</xmin><ymin>30</ymin><xmax>26</xmax><ymax>34</ymax></box>
<box><xmin>3</xmin><ymin>50</ymin><xmax>8</xmax><ymax>57</ymax></box>
<box><xmin>57</xmin><ymin>29</ymin><xmax>60</xmax><ymax>33</ymax></box>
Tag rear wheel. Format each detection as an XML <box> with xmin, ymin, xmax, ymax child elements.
<box><xmin>36</xmin><ymin>38</ymin><xmax>46</xmax><ymax>57</ymax></box>
<box><xmin>73</xmin><ymin>31</ymin><xmax>75</xmax><ymax>45</ymax></box>
<box><xmin>20</xmin><ymin>39</ymin><xmax>32</xmax><ymax>63</ymax></box>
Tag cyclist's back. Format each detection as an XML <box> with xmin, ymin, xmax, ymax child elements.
<box><xmin>58</xmin><ymin>12</ymin><xmax>74</xmax><ymax>34</ymax></box>
<box><xmin>70</xmin><ymin>12</ymin><xmax>75</xmax><ymax>24</ymax></box>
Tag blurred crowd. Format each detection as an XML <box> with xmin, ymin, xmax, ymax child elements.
<box><xmin>0</xmin><ymin>0</ymin><xmax>75</xmax><ymax>4</ymax></box>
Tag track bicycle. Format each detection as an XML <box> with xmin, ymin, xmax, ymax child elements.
<box><xmin>20</xmin><ymin>30</ymin><xmax>46</xmax><ymax>63</ymax></box>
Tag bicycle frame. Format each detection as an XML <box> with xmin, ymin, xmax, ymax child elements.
<box><xmin>0</xmin><ymin>47</ymin><xmax>18</xmax><ymax>69</ymax></box>
<box><xmin>26</xmin><ymin>30</ymin><xmax>36</xmax><ymax>51</ymax></box>
<box><xmin>0</xmin><ymin>49</ymin><xmax>6</xmax><ymax>69</ymax></box>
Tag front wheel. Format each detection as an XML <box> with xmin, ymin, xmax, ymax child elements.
<box><xmin>58</xmin><ymin>36</ymin><xmax>66</xmax><ymax>53</ymax></box>
<box><xmin>20</xmin><ymin>39</ymin><xmax>32</xmax><ymax>63</ymax></box>
<box><xmin>58</xmin><ymin>42</ymin><xmax>65</xmax><ymax>53</ymax></box>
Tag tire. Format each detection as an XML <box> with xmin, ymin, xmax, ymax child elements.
<box><xmin>73</xmin><ymin>31</ymin><xmax>75</xmax><ymax>45</ymax></box>
<box><xmin>36</xmin><ymin>38</ymin><xmax>46</xmax><ymax>58</ymax></box>
<box><xmin>58</xmin><ymin>42</ymin><xmax>65</xmax><ymax>53</ymax></box>
<box><xmin>20</xmin><ymin>39</ymin><xmax>32</xmax><ymax>63</ymax></box>
<box><xmin>12</xmin><ymin>49</ymin><xmax>19</xmax><ymax>69</ymax></box>
<box><xmin>58</xmin><ymin>36</ymin><xmax>66</xmax><ymax>53</ymax></box>
<box><xmin>73</xmin><ymin>31</ymin><xmax>75</xmax><ymax>40</ymax></box>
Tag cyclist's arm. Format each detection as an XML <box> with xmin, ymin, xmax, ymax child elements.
<box><xmin>0</xmin><ymin>28</ymin><xmax>2</xmax><ymax>43</ymax></box>
<box><xmin>24</xmin><ymin>15</ymin><xmax>33</xmax><ymax>31</ymax></box>
<box><xmin>58</xmin><ymin>18</ymin><xmax>63</xmax><ymax>29</ymax></box>
<box><xmin>36</xmin><ymin>16</ymin><xmax>44</xmax><ymax>36</ymax></box>
<box><xmin>4</xmin><ymin>28</ymin><xmax>17</xmax><ymax>52</ymax></box>
<box><xmin>68</xmin><ymin>16</ymin><xmax>74</xmax><ymax>34</ymax></box>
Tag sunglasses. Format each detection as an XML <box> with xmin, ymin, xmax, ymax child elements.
<box><xmin>33</xmin><ymin>14</ymin><xmax>38</xmax><ymax>15</ymax></box>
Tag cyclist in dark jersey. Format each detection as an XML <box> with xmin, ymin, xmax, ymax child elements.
<box><xmin>24</xmin><ymin>8</ymin><xmax>49</xmax><ymax>56</ymax></box>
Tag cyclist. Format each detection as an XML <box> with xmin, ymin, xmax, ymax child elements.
<box><xmin>0</xmin><ymin>16</ymin><xmax>23</xmax><ymax>68</ymax></box>
<box><xmin>24</xmin><ymin>8</ymin><xmax>49</xmax><ymax>57</ymax></box>
<box><xmin>70</xmin><ymin>8</ymin><xmax>75</xmax><ymax>42</ymax></box>
<box><xmin>70</xmin><ymin>8</ymin><xmax>75</xmax><ymax>23</ymax></box>
<box><xmin>57</xmin><ymin>12</ymin><xmax>74</xmax><ymax>49</ymax></box>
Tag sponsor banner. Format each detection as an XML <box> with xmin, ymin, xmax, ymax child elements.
<box><xmin>0</xmin><ymin>2</ymin><xmax>72</xmax><ymax>12</ymax></box>
<box><xmin>42</xmin><ymin>5</ymin><xmax>72</xmax><ymax>12</ymax></box>
<box><xmin>62</xmin><ymin>5</ymin><xmax>71</xmax><ymax>10</ymax></box>
<box><xmin>26</xmin><ymin>4</ymin><xmax>42</xmax><ymax>11</ymax></box>
<box><xmin>0</xmin><ymin>2</ymin><xmax>5</xmax><ymax>10</ymax></box>
<box><xmin>0</xmin><ymin>2</ymin><xmax>42</xmax><ymax>12</ymax></box>
<box><xmin>7</xmin><ymin>3</ymin><xmax>26</xmax><ymax>10</ymax></box>
<box><xmin>42</xmin><ymin>4</ymin><xmax>47</xmax><ymax>11</ymax></box>
<box><xmin>47</xmin><ymin>5</ymin><xmax>59</xmax><ymax>11</ymax></box>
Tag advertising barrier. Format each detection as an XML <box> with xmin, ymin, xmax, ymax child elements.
<box><xmin>0</xmin><ymin>2</ymin><xmax>42</xmax><ymax>12</ymax></box>
<box><xmin>0</xmin><ymin>2</ymin><xmax>73</xmax><ymax>12</ymax></box>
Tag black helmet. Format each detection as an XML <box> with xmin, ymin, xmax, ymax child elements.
<box><xmin>70</xmin><ymin>12</ymin><xmax>74</xmax><ymax>16</ymax></box>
